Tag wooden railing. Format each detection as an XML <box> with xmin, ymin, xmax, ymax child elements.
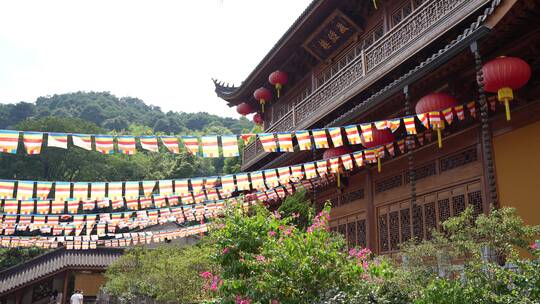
<box><xmin>242</xmin><ymin>0</ymin><xmax>490</xmax><ymax>169</ymax></box>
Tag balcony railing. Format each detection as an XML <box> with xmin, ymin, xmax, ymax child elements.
<box><xmin>242</xmin><ymin>0</ymin><xmax>490</xmax><ymax>169</ymax></box>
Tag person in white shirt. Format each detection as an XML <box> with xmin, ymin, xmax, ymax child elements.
<box><xmin>70</xmin><ymin>290</ymin><xmax>84</xmax><ymax>304</ymax></box>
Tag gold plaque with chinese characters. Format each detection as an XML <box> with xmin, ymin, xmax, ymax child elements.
<box><xmin>303</xmin><ymin>10</ymin><xmax>361</xmax><ymax>61</ymax></box>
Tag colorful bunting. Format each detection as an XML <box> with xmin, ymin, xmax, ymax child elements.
<box><xmin>304</xmin><ymin>162</ymin><xmax>317</xmax><ymax>179</ymax></box>
<box><xmin>312</xmin><ymin>129</ymin><xmax>329</xmax><ymax>149</ymax></box>
<box><xmin>263</xmin><ymin>169</ymin><xmax>279</xmax><ymax>188</ymax></box>
<box><xmin>374</xmin><ymin>120</ymin><xmax>388</xmax><ymax>130</ymax></box>
<box><xmin>341</xmin><ymin>154</ymin><xmax>354</xmax><ymax>170</ymax></box>
<box><xmin>72</xmin><ymin>134</ymin><xmax>93</xmax><ymax>150</ymax></box>
<box><xmin>250</xmin><ymin>171</ymin><xmax>266</xmax><ymax>191</ymax></box>
<box><xmin>277</xmin><ymin>133</ymin><xmax>294</xmax><ymax>152</ymax></box>
<box><xmin>191</xmin><ymin>178</ymin><xmax>204</xmax><ymax>194</ymax></box>
<box><xmin>290</xmin><ymin>165</ymin><xmax>304</xmax><ymax>182</ymax></box>
<box><xmin>221</xmin><ymin>135</ymin><xmax>239</xmax><ymax>157</ymax></box>
<box><xmin>124</xmin><ymin>181</ymin><xmax>140</xmax><ymax>199</ymax></box>
<box><xmin>316</xmin><ymin>159</ymin><xmax>328</xmax><ymax>176</ymax></box>
<box><xmin>17</xmin><ymin>181</ymin><xmax>34</xmax><ymax>200</ymax></box>
<box><xmin>442</xmin><ymin>108</ymin><xmax>454</xmax><ymax>125</ymax></box>
<box><xmin>201</xmin><ymin>136</ymin><xmax>219</xmax><ymax>158</ymax></box>
<box><xmin>108</xmin><ymin>182</ymin><xmax>123</xmax><ymax>199</ymax></box>
<box><xmin>344</xmin><ymin>125</ymin><xmax>362</xmax><ymax>145</ymax></box>
<box><xmin>295</xmin><ymin>130</ymin><xmax>312</xmax><ymax>151</ymax></box>
<box><xmin>159</xmin><ymin>180</ymin><xmax>173</xmax><ymax>197</ymax></box>
<box><xmin>36</xmin><ymin>200</ymin><xmax>50</xmax><ymax>214</ymax></box>
<box><xmin>467</xmin><ymin>101</ymin><xmax>477</xmax><ymax>118</ymax></box>
<box><xmin>360</xmin><ymin>123</ymin><xmax>373</xmax><ymax>143</ymax></box>
<box><xmin>160</xmin><ymin>136</ymin><xmax>180</xmax><ymax>154</ymax></box>
<box><xmin>91</xmin><ymin>182</ymin><xmax>106</xmax><ymax>200</ymax></box>
<box><xmin>0</xmin><ymin>130</ymin><xmax>19</xmax><ymax>154</ymax></box>
<box><xmin>259</xmin><ymin>133</ymin><xmax>277</xmax><ymax>152</ymax></box>
<box><xmin>19</xmin><ymin>200</ymin><xmax>34</xmax><ymax>214</ymax></box>
<box><xmin>47</xmin><ymin>133</ymin><xmax>68</xmax><ymax>149</ymax></box>
<box><xmin>0</xmin><ymin>180</ymin><xmax>15</xmax><ymax>199</ymax></box>
<box><xmin>36</xmin><ymin>182</ymin><xmax>53</xmax><ymax>200</ymax></box>
<box><xmin>417</xmin><ymin>113</ymin><xmax>429</xmax><ymax>129</ymax></box>
<box><xmin>117</xmin><ymin>135</ymin><xmax>137</xmax><ymax>155</ymax></box>
<box><xmin>140</xmin><ymin>136</ymin><xmax>159</xmax><ymax>152</ymax></box>
<box><xmin>182</xmin><ymin>136</ymin><xmax>200</xmax><ymax>155</ymax></box>
<box><xmin>328</xmin><ymin>127</ymin><xmax>343</xmax><ymax>147</ymax></box>
<box><xmin>22</xmin><ymin>132</ymin><xmax>43</xmax><ymax>154</ymax></box>
<box><xmin>455</xmin><ymin>105</ymin><xmax>465</xmax><ymax>121</ymax></box>
<box><xmin>352</xmin><ymin>151</ymin><xmax>364</xmax><ymax>168</ymax></box>
<box><xmin>220</xmin><ymin>175</ymin><xmax>236</xmax><ymax>193</ymax></box>
<box><xmin>95</xmin><ymin>135</ymin><xmax>115</xmax><ymax>154</ymax></box>
<box><xmin>236</xmin><ymin>173</ymin><xmax>250</xmax><ymax>191</ymax></box>
<box><xmin>387</xmin><ymin>119</ymin><xmax>401</xmax><ymax>133</ymax></box>
<box><xmin>55</xmin><ymin>182</ymin><xmax>71</xmax><ymax>201</ymax></box>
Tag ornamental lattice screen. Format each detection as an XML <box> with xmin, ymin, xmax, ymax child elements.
<box><xmin>377</xmin><ymin>180</ymin><xmax>484</xmax><ymax>254</ymax></box>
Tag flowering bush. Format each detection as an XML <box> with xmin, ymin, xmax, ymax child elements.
<box><xmin>209</xmin><ymin>193</ymin><xmax>390</xmax><ymax>304</ymax></box>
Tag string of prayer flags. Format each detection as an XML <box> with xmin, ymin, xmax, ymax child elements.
<box><xmin>67</xmin><ymin>199</ymin><xmax>80</xmax><ymax>213</ymax></box>
<box><xmin>352</xmin><ymin>151</ymin><xmax>364</xmax><ymax>168</ymax></box>
<box><xmin>159</xmin><ymin>180</ymin><xmax>173</xmax><ymax>197</ymax></box>
<box><xmin>360</xmin><ymin>123</ymin><xmax>373</xmax><ymax>142</ymax></box>
<box><xmin>4</xmin><ymin>199</ymin><xmax>18</xmax><ymax>214</ymax></box>
<box><xmin>442</xmin><ymin>108</ymin><xmax>454</xmax><ymax>125</ymax></box>
<box><xmin>51</xmin><ymin>200</ymin><xmax>65</xmax><ymax>214</ymax></box>
<box><xmin>126</xmin><ymin>198</ymin><xmax>139</xmax><ymax>210</ymax></box>
<box><xmin>17</xmin><ymin>181</ymin><xmax>34</xmax><ymax>200</ymax></box>
<box><xmin>140</xmin><ymin>136</ymin><xmax>159</xmax><ymax>152</ymax></box>
<box><xmin>117</xmin><ymin>136</ymin><xmax>137</xmax><ymax>155</ymax></box>
<box><xmin>259</xmin><ymin>133</ymin><xmax>277</xmax><ymax>152</ymax></box>
<box><xmin>0</xmin><ymin>180</ymin><xmax>15</xmax><ymax>199</ymax></box>
<box><xmin>467</xmin><ymin>101</ymin><xmax>477</xmax><ymax>118</ymax></box>
<box><xmin>20</xmin><ymin>200</ymin><xmax>35</xmax><ymax>214</ymax></box>
<box><xmin>417</xmin><ymin>113</ymin><xmax>429</xmax><ymax>129</ymax></box>
<box><xmin>344</xmin><ymin>125</ymin><xmax>361</xmax><ymax>145</ymax></box>
<box><xmin>153</xmin><ymin>195</ymin><xmax>167</xmax><ymax>208</ymax></box>
<box><xmin>277</xmin><ymin>167</ymin><xmax>291</xmax><ymax>185</ymax></box>
<box><xmin>142</xmin><ymin>181</ymin><xmax>156</xmax><ymax>197</ymax></box>
<box><xmin>55</xmin><ymin>182</ymin><xmax>71</xmax><ymax>201</ymax></box>
<box><xmin>190</xmin><ymin>178</ymin><xmax>204</xmax><ymax>194</ymax></box>
<box><xmin>263</xmin><ymin>169</ymin><xmax>279</xmax><ymax>188</ymax></box>
<box><xmin>36</xmin><ymin>182</ymin><xmax>53</xmax><ymax>200</ymax></box>
<box><xmin>455</xmin><ymin>105</ymin><xmax>465</xmax><ymax>120</ymax></box>
<box><xmin>341</xmin><ymin>154</ymin><xmax>354</xmax><ymax>170</ymax></box>
<box><xmin>160</xmin><ymin>136</ymin><xmax>180</xmax><ymax>154</ymax></box>
<box><xmin>36</xmin><ymin>200</ymin><xmax>51</xmax><ymax>214</ymax></box>
<box><xmin>312</xmin><ymin>129</ymin><xmax>329</xmax><ymax>149</ymax></box>
<box><xmin>182</xmin><ymin>136</ymin><xmax>200</xmax><ymax>155</ymax></box>
<box><xmin>124</xmin><ymin>181</ymin><xmax>140</xmax><ymax>198</ymax></box>
<box><xmin>329</xmin><ymin>157</ymin><xmax>340</xmax><ymax>173</ymax></box>
<box><xmin>387</xmin><ymin>118</ymin><xmax>401</xmax><ymax>132</ymax></box>
<box><xmin>47</xmin><ymin>133</ymin><xmax>68</xmax><ymax>149</ymax></box>
<box><xmin>316</xmin><ymin>159</ymin><xmax>328</xmax><ymax>176</ymax></box>
<box><xmin>0</xmin><ymin>130</ymin><xmax>19</xmax><ymax>154</ymax></box>
<box><xmin>201</xmin><ymin>136</ymin><xmax>219</xmax><ymax>157</ymax></box>
<box><xmin>91</xmin><ymin>182</ymin><xmax>106</xmax><ymax>200</ymax></box>
<box><xmin>95</xmin><ymin>135</ymin><xmax>114</xmax><ymax>154</ymax></box>
<box><xmin>304</xmin><ymin>162</ymin><xmax>317</xmax><ymax>179</ymax></box>
<box><xmin>23</xmin><ymin>132</ymin><xmax>43</xmax><ymax>154</ymax></box>
<box><xmin>277</xmin><ymin>133</ymin><xmax>294</xmax><ymax>152</ymax></box>
<box><xmin>403</xmin><ymin>117</ymin><xmax>417</xmax><ymax>135</ymax></box>
<box><xmin>374</xmin><ymin>120</ymin><xmax>388</xmax><ymax>130</ymax></box>
<box><xmin>295</xmin><ymin>130</ymin><xmax>312</xmax><ymax>150</ymax></box>
<box><xmin>82</xmin><ymin>200</ymin><xmax>95</xmax><ymax>211</ymax></box>
<box><xmin>108</xmin><ymin>182</ymin><xmax>123</xmax><ymax>199</ymax></box>
<box><xmin>328</xmin><ymin>127</ymin><xmax>343</xmax><ymax>147</ymax></box>
<box><xmin>290</xmin><ymin>164</ymin><xmax>304</xmax><ymax>182</ymax></box>
<box><xmin>72</xmin><ymin>134</ymin><xmax>92</xmax><ymax>150</ymax></box>
<box><xmin>240</xmin><ymin>133</ymin><xmax>255</xmax><ymax>145</ymax></box>
<box><xmin>236</xmin><ymin>173</ymin><xmax>250</xmax><ymax>191</ymax></box>
<box><xmin>204</xmin><ymin>177</ymin><xmax>219</xmax><ymax>190</ymax></box>
<box><xmin>221</xmin><ymin>135</ymin><xmax>239</xmax><ymax>157</ymax></box>
<box><xmin>250</xmin><ymin>171</ymin><xmax>266</xmax><ymax>191</ymax></box>
<box><xmin>221</xmin><ymin>175</ymin><xmax>236</xmax><ymax>193</ymax></box>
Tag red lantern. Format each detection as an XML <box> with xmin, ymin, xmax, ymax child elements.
<box><xmin>236</xmin><ymin>103</ymin><xmax>254</xmax><ymax>116</ymax></box>
<box><xmin>253</xmin><ymin>113</ymin><xmax>263</xmax><ymax>126</ymax></box>
<box><xmin>253</xmin><ymin>87</ymin><xmax>272</xmax><ymax>113</ymax></box>
<box><xmin>268</xmin><ymin>70</ymin><xmax>288</xmax><ymax>98</ymax></box>
<box><xmin>363</xmin><ymin>129</ymin><xmax>394</xmax><ymax>172</ymax></box>
<box><xmin>415</xmin><ymin>92</ymin><xmax>458</xmax><ymax>148</ymax></box>
<box><xmin>323</xmin><ymin>146</ymin><xmax>353</xmax><ymax>189</ymax></box>
<box><xmin>482</xmin><ymin>56</ymin><xmax>531</xmax><ymax>121</ymax></box>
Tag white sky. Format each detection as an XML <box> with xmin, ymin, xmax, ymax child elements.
<box><xmin>0</xmin><ymin>0</ymin><xmax>311</xmax><ymax>118</ymax></box>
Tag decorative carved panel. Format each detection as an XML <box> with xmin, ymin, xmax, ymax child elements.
<box><xmin>424</xmin><ymin>202</ymin><xmax>436</xmax><ymax>240</ymax></box>
<box><xmin>438</xmin><ymin>198</ymin><xmax>451</xmax><ymax>224</ymax></box>
<box><xmin>405</xmin><ymin>162</ymin><xmax>437</xmax><ymax>183</ymax></box>
<box><xmin>412</xmin><ymin>205</ymin><xmax>424</xmax><ymax>241</ymax></box>
<box><xmin>379</xmin><ymin>214</ymin><xmax>389</xmax><ymax>252</ymax></box>
<box><xmin>389</xmin><ymin>211</ymin><xmax>400</xmax><ymax>250</ymax></box>
<box><xmin>440</xmin><ymin>148</ymin><xmax>478</xmax><ymax>172</ymax></box>
<box><xmin>452</xmin><ymin>194</ymin><xmax>466</xmax><ymax>216</ymax></box>
<box><xmin>400</xmin><ymin>208</ymin><xmax>411</xmax><ymax>242</ymax></box>
<box><xmin>468</xmin><ymin>190</ymin><xmax>483</xmax><ymax>217</ymax></box>
<box><xmin>357</xmin><ymin>219</ymin><xmax>367</xmax><ymax>248</ymax></box>
<box><xmin>375</xmin><ymin>175</ymin><xmax>403</xmax><ymax>193</ymax></box>
<box><xmin>347</xmin><ymin>221</ymin><xmax>357</xmax><ymax>247</ymax></box>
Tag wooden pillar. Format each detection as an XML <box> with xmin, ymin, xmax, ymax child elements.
<box><xmin>470</xmin><ymin>41</ymin><xmax>499</xmax><ymax>210</ymax></box>
<box><xmin>62</xmin><ymin>270</ymin><xmax>69</xmax><ymax>304</ymax></box>
<box><xmin>365</xmin><ymin>168</ymin><xmax>377</xmax><ymax>253</ymax></box>
<box><xmin>404</xmin><ymin>85</ymin><xmax>417</xmax><ymax>208</ymax></box>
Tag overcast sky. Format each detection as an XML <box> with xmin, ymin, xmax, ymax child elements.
<box><xmin>0</xmin><ymin>0</ymin><xmax>311</xmax><ymax>118</ymax></box>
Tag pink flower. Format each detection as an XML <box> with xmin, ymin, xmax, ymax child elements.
<box><xmin>291</xmin><ymin>212</ymin><xmax>300</xmax><ymax>218</ymax></box>
<box><xmin>271</xmin><ymin>300</ymin><xmax>280</xmax><ymax>304</ymax></box>
<box><xmin>530</xmin><ymin>241</ymin><xmax>539</xmax><ymax>250</ymax></box>
<box><xmin>199</xmin><ymin>271</ymin><xmax>213</xmax><ymax>279</ymax></box>
<box><xmin>256</xmin><ymin>255</ymin><xmax>266</xmax><ymax>262</ymax></box>
<box><xmin>236</xmin><ymin>295</ymin><xmax>252</xmax><ymax>304</ymax></box>
<box><xmin>222</xmin><ymin>247</ymin><xmax>230</xmax><ymax>254</ymax></box>
<box><xmin>362</xmin><ymin>260</ymin><xmax>369</xmax><ymax>271</ymax></box>
<box><xmin>268</xmin><ymin>230</ymin><xmax>276</xmax><ymax>237</ymax></box>
<box><xmin>273</xmin><ymin>210</ymin><xmax>281</xmax><ymax>219</ymax></box>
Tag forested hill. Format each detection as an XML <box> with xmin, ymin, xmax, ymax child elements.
<box><xmin>0</xmin><ymin>92</ymin><xmax>254</xmax><ymax>182</ymax></box>
<box><xmin>0</xmin><ymin>91</ymin><xmax>252</xmax><ymax>134</ymax></box>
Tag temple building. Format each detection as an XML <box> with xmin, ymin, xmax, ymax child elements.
<box><xmin>214</xmin><ymin>0</ymin><xmax>540</xmax><ymax>254</ymax></box>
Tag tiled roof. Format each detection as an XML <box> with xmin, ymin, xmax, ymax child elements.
<box><xmin>0</xmin><ymin>247</ymin><xmax>123</xmax><ymax>295</ymax></box>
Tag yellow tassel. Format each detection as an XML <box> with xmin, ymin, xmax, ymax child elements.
<box><xmin>276</xmin><ymin>84</ymin><xmax>282</xmax><ymax>98</ymax></box>
<box><xmin>377</xmin><ymin>157</ymin><xmax>381</xmax><ymax>173</ymax></box>
<box><xmin>261</xmin><ymin>99</ymin><xmax>265</xmax><ymax>113</ymax></box>
<box><xmin>437</xmin><ymin>128</ymin><xmax>442</xmax><ymax>148</ymax></box>
<box><xmin>373</xmin><ymin>0</ymin><xmax>378</xmax><ymax>9</ymax></box>
<box><xmin>504</xmin><ymin>100</ymin><xmax>511</xmax><ymax>121</ymax></box>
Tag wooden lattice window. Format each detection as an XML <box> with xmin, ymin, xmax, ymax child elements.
<box><xmin>424</xmin><ymin>202</ymin><xmax>437</xmax><ymax>240</ymax></box>
<box><xmin>375</xmin><ymin>175</ymin><xmax>402</xmax><ymax>193</ymax></box>
<box><xmin>338</xmin><ymin>224</ymin><xmax>346</xmax><ymax>238</ymax></box>
<box><xmin>438</xmin><ymin>198</ymin><xmax>451</xmax><ymax>225</ymax></box>
<box><xmin>357</xmin><ymin>220</ymin><xmax>367</xmax><ymax>248</ymax></box>
<box><xmin>347</xmin><ymin>222</ymin><xmax>357</xmax><ymax>247</ymax></box>
<box><xmin>468</xmin><ymin>190</ymin><xmax>483</xmax><ymax>217</ymax></box>
<box><xmin>440</xmin><ymin>148</ymin><xmax>478</xmax><ymax>172</ymax></box>
<box><xmin>391</xmin><ymin>1</ymin><xmax>413</xmax><ymax>27</ymax></box>
<box><xmin>389</xmin><ymin>211</ymin><xmax>400</xmax><ymax>251</ymax></box>
<box><xmin>400</xmin><ymin>208</ymin><xmax>411</xmax><ymax>242</ymax></box>
<box><xmin>330</xmin><ymin>226</ymin><xmax>338</xmax><ymax>233</ymax></box>
<box><xmin>379</xmin><ymin>214</ymin><xmax>389</xmax><ymax>252</ymax></box>
<box><xmin>405</xmin><ymin>162</ymin><xmax>437</xmax><ymax>183</ymax></box>
<box><xmin>412</xmin><ymin>205</ymin><xmax>424</xmax><ymax>241</ymax></box>
<box><xmin>452</xmin><ymin>194</ymin><xmax>466</xmax><ymax>216</ymax></box>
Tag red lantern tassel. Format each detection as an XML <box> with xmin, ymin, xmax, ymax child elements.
<box><xmin>276</xmin><ymin>84</ymin><xmax>282</xmax><ymax>98</ymax></box>
<box><xmin>260</xmin><ymin>99</ymin><xmax>265</xmax><ymax>113</ymax></box>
